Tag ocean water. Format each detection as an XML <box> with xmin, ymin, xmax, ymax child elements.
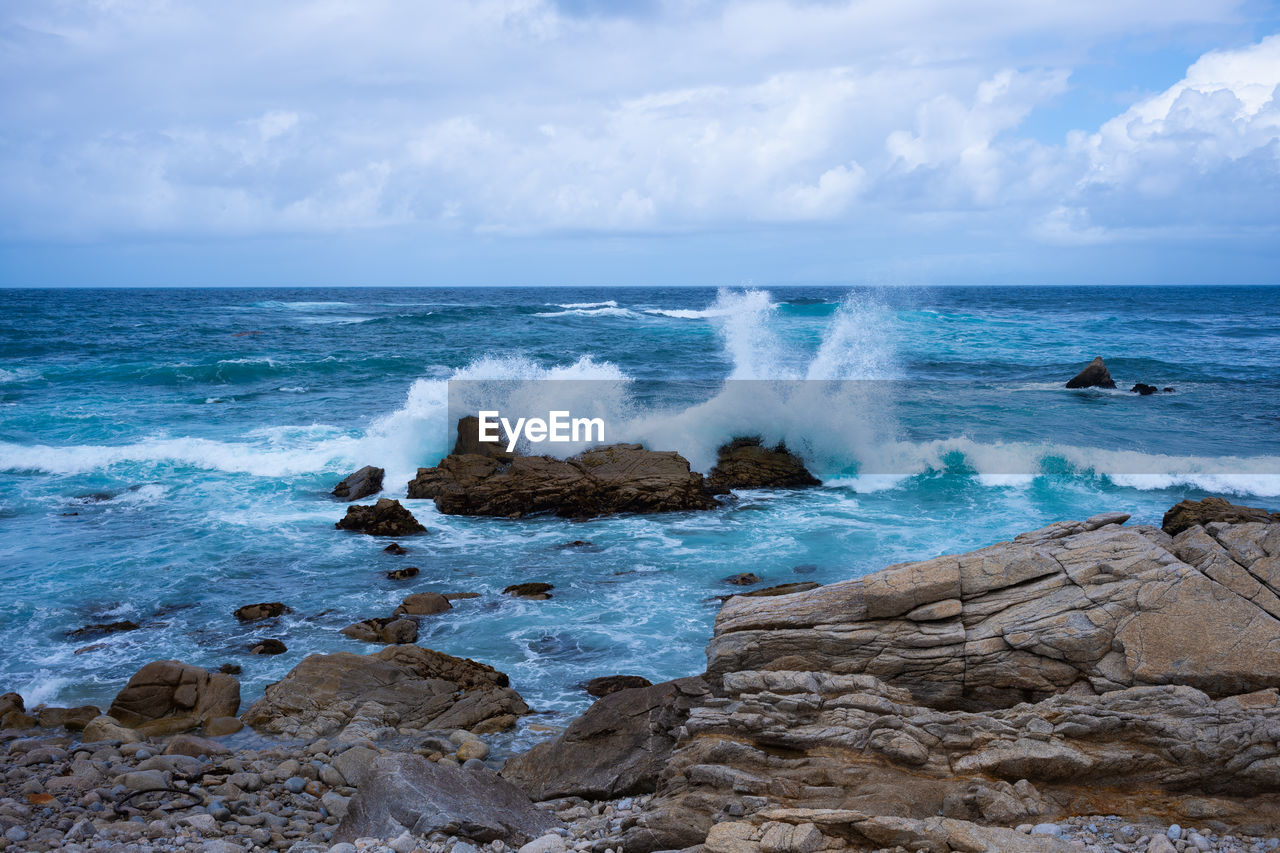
<box><xmin>1</xmin><ymin>285</ymin><xmax>1278</xmax><ymax>739</ymax></box>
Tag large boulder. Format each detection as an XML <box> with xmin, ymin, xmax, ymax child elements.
<box><xmin>1162</xmin><ymin>496</ymin><xmax>1279</xmax><ymax>536</ymax></box>
<box><xmin>107</xmin><ymin>660</ymin><xmax>240</xmax><ymax>731</ymax></box>
<box><xmin>335</xmin><ymin>753</ymin><xmax>557</xmax><ymax>844</ymax></box>
<box><xmin>502</xmin><ymin>677</ymin><xmax>708</xmax><ymax>801</ymax></box>
<box><xmin>336</xmin><ymin>498</ymin><xmax>427</xmax><ymax>536</ymax></box>
<box><xmin>241</xmin><ymin>645</ymin><xmax>528</xmax><ymax>740</ymax></box>
<box><xmin>1064</xmin><ymin>356</ymin><xmax>1117</xmax><ymax>389</ymax></box>
<box><xmin>332</xmin><ymin>465</ymin><xmax>385</xmax><ymax>501</ymax></box>
<box><xmin>705</xmin><ymin>437</ymin><xmax>820</xmax><ymax>493</ymax></box>
<box><xmin>409</xmin><ymin>443</ymin><xmax>718</xmax><ymax>517</ymax></box>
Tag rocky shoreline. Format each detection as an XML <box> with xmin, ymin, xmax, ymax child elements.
<box><xmin>4</xmin><ymin>497</ymin><xmax>1280</xmax><ymax>853</ymax></box>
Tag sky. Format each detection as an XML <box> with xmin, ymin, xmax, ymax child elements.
<box><xmin>1</xmin><ymin>0</ymin><xmax>1279</xmax><ymax>287</ymax></box>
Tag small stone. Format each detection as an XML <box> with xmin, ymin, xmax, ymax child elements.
<box><xmin>1032</xmin><ymin>824</ymin><xmax>1064</xmax><ymax>838</ymax></box>
<box><xmin>1168</xmin><ymin>825</ymin><xmax>1183</xmax><ymax>841</ymax></box>
<box><xmin>389</xmin><ymin>832</ymin><xmax>416</xmax><ymax>853</ymax></box>
<box><xmin>5</xmin><ymin>826</ymin><xmax>29</xmax><ymax>842</ymax></box>
<box><xmin>456</xmin><ymin>739</ymin><xmax>490</xmax><ymax>762</ymax></box>
<box><xmin>285</xmin><ymin>775</ymin><xmax>307</xmax><ymax>793</ymax></box>
<box><xmin>519</xmin><ymin>833</ymin><xmax>567</xmax><ymax>853</ymax></box>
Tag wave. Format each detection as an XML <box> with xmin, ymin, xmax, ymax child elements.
<box><xmin>556</xmin><ymin>301</ymin><xmax>618</xmax><ymax>309</ymax></box>
<box><xmin>534</xmin><ymin>307</ymin><xmax>639</xmax><ymax>318</ymax></box>
<box><xmin>0</xmin><ymin>367</ymin><xmax>40</xmax><ymax>384</ymax></box>
<box><xmin>245</xmin><ymin>300</ymin><xmax>355</xmax><ymax>310</ymax></box>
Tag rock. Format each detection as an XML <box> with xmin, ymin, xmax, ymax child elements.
<box><xmin>504</xmin><ymin>582</ymin><xmax>554</xmax><ymax>600</ymax></box>
<box><xmin>34</xmin><ymin>705</ymin><xmax>99</xmax><ymax>730</ymax></box>
<box><xmin>203</xmin><ymin>716</ymin><xmax>243</xmax><ymax>736</ymax></box>
<box><xmin>0</xmin><ymin>692</ymin><xmax>23</xmax><ymax>718</ymax></box>
<box><xmin>395</xmin><ymin>592</ymin><xmax>452</xmax><ymax>616</ymax></box>
<box><xmin>118</xmin><ymin>769</ymin><xmax>168</xmax><ymax>792</ymax></box>
<box><xmin>456</xmin><ymin>739</ymin><xmax>490</xmax><ymax>762</ymax></box>
<box><xmin>1163</xmin><ymin>386</ymin><xmax>1176</xmax><ymax>392</ymax></box>
<box><xmin>724</xmin><ymin>573</ymin><xmax>761</xmax><ymax>586</ymax></box>
<box><xmin>705</xmin><ymin>437</ymin><xmax>820</xmax><ymax>493</ymax></box>
<box><xmin>336</xmin><ymin>498</ymin><xmax>427</xmax><ymax>536</ymax></box>
<box><xmin>66</xmin><ymin>620</ymin><xmax>139</xmax><ymax>639</ymax></box>
<box><xmin>451</xmin><ymin>415</ymin><xmax>517</xmax><ymax>461</ymax></box>
<box><xmin>219</xmin><ymin>662</ymin><xmax>242</xmax><ymax>675</ymax></box>
<box><xmin>557</xmin><ymin>540</ymin><xmax>594</xmax><ymax>548</ymax></box>
<box><xmin>1065</xmin><ymin>356</ymin><xmax>1117</xmax><ymax>389</ymax></box>
<box><xmin>81</xmin><ymin>714</ymin><xmax>142</xmax><ymax>743</ymax></box>
<box><xmin>234</xmin><ymin>602</ymin><xmax>290</xmax><ymax>622</ymax></box>
<box><xmin>584</xmin><ymin>675</ymin><xmax>654</xmax><ymax>698</ymax></box>
<box><xmin>1032</xmin><ymin>823</ymin><xmax>1063</xmax><ymax>836</ymax></box>
<box><xmin>332</xmin><ymin>465</ymin><xmax>385</xmax><ymax>501</ymax></box>
<box><xmin>734</xmin><ymin>582</ymin><xmax>820</xmax><ymax>598</ymax></box>
<box><xmin>518</xmin><ymin>834</ymin><xmax>566</xmax><ymax>853</ymax></box>
<box><xmin>1162</xmin><ymin>496</ymin><xmax>1279</xmax><ymax>536</ymax></box>
<box><xmin>384</xmin><ymin>543</ymin><xmax>409</xmax><ymax>555</ymax></box>
<box><xmin>335</xmin><ymin>753</ymin><xmax>557</xmax><ymax>843</ymax></box>
<box><xmin>502</xmin><ymin>676</ymin><xmax>708</xmax><ymax>801</ymax></box>
<box><xmin>408</xmin><ymin>437</ymin><xmax>718</xmax><ymax>518</ymax></box>
<box><xmin>446</xmin><ymin>592</ymin><xmax>482</xmax><ymax>601</ymax></box>
<box><xmin>249</xmin><ymin>638</ymin><xmax>288</xmax><ymax>655</ymax></box>
<box><xmin>1131</xmin><ymin>383</ymin><xmax>1158</xmax><ymax>395</ymax></box>
<box><xmin>242</xmin><ymin>645</ymin><xmax>529</xmax><ymax>739</ymax></box>
<box><xmin>107</xmin><ymin>660</ymin><xmax>240</xmax><ymax>730</ymax></box>
<box><xmin>0</xmin><ymin>708</ymin><xmax>33</xmax><ymax>729</ymax></box>
<box><xmin>340</xmin><ymin>617</ymin><xmax>419</xmax><ymax>644</ymax></box>
<box><xmin>387</xmin><ymin>567</ymin><xmax>420</xmax><ymax>580</ymax></box>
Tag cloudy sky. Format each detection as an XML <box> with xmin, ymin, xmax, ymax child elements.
<box><xmin>2</xmin><ymin>0</ymin><xmax>1279</xmax><ymax>286</ymax></box>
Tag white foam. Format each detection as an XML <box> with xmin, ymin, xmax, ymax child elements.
<box><xmin>0</xmin><ymin>367</ymin><xmax>40</xmax><ymax>383</ymax></box>
<box><xmin>557</xmin><ymin>300</ymin><xmax>618</xmax><ymax>309</ymax></box>
<box><xmin>535</xmin><ymin>307</ymin><xmax>638</xmax><ymax>318</ymax></box>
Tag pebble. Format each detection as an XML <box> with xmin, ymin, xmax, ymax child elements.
<box><xmin>285</xmin><ymin>774</ymin><xmax>308</xmax><ymax>793</ymax></box>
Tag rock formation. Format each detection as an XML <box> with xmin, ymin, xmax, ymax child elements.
<box><xmin>706</xmin><ymin>438</ymin><xmax>820</xmax><ymax>493</ymax></box>
<box><xmin>241</xmin><ymin>645</ymin><xmax>528</xmax><ymax>740</ymax></box>
<box><xmin>332</xmin><ymin>465</ymin><xmax>385</xmax><ymax>501</ymax></box>
<box><xmin>335</xmin><ymin>498</ymin><xmax>427</xmax><ymax>536</ymax></box>
<box><xmin>340</xmin><ymin>617</ymin><xmax>419</xmax><ymax>644</ymax></box>
<box><xmin>107</xmin><ymin>660</ymin><xmax>240</xmax><ymax>733</ymax></box>
<box><xmin>1065</xmin><ymin>356</ymin><xmax>1117</xmax><ymax>389</ymax></box>
<box><xmin>1163</xmin><ymin>496</ymin><xmax>1280</xmax><ymax>535</ymax></box>
<box><xmin>233</xmin><ymin>602</ymin><xmax>289</xmax><ymax>622</ymax></box>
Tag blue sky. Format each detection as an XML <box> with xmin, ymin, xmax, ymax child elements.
<box><xmin>1</xmin><ymin>0</ymin><xmax>1279</xmax><ymax>287</ymax></box>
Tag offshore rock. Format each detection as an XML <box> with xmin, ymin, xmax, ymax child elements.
<box><xmin>1162</xmin><ymin>496</ymin><xmax>1280</xmax><ymax>536</ymax></box>
<box><xmin>706</xmin><ymin>438</ymin><xmax>820</xmax><ymax>493</ymax></box>
<box><xmin>340</xmin><ymin>617</ymin><xmax>419</xmax><ymax>644</ymax></box>
<box><xmin>332</xmin><ymin>465</ymin><xmax>385</xmax><ymax>501</ymax></box>
<box><xmin>336</xmin><ymin>498</ymin><xmax>427</xmax><ymax>536</ymax></box>
<box><xmin>502</xmin><ymin>677</ymin><xmax>708</xmax><ymax>802</ymax></box>
<box><xmin>336</xmin><ymin>753</ymin><xmax>556</xmax><ymax>844</ymax></box>
<box><xmin>107</xmin><ymin>660</ymin><xmax>240</xmax><ymax>730</ymax></box>
<box><xmin>584</xmin><ymin>675</ymin><xmax>653</xmax><ymax>697</ymax></box>
<box><xmin>408</xmin><ymin>443</ymin><xmax>717</xmax><ymax>518</ymax></box>
<box><xmin>1065</xmin><ymin>356</ymin><xmax>1117</xmax><ymax>389</ymax></box>
<box><xmin>241</xmin><ymin>645</ymin><xmax>528</xmax><ymax>739</ymax></box>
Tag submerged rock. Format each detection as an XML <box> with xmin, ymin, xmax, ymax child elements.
<box><xmin>1131</xmin><ymin>382</ymin><xmax>1158</xmax><ymax>395</ymax></box>
<box><xmin>332</xmin><ymin>465</ymin><xmax>385</xmax><ymax>501</ymax></box>
<box><xmin>383</xmin><ymin>542</ymin><xmax>409</xmax><ymax>555</ymax></box>
<box><xmin>233</xmin><ymin>602</ymin><xmax>290</xmax><ymax>622</ymax></box>
<box><xmin>248</xmin><ymin>638</ymin><xmax>287</xmax><ymax>655</ymax></box>
<box><xmin>706</xmin><ymin>437</ymin><xmax>820</xmax><ymax>492</ymax></box>
<box><xmin>387</xmin><ymin>566</ymin><xmax>420</xmax><ymax>580</ymax></box>
<box><xmin>1065</xmin><ymin>356</ymin><xmax>1117</xmax><ymax>389</ymax></box>
<box><xmin>107</xmin><ymin>660</ymin><xmax>240</xmax><ymax>731</ymax></box>
<box><xmin>336</xmin><ymin>753</ymin><xmax>556</xmax><ymax>844</ymax></box>
<box><xmin>504</xmin><ymin>582</ymin><xmax>554</xmax><ymax>600</ymax></box>
<box><xmin>336</xmin><ymin>498</ymin><xmax>427</xmax><ymax>536</ymax></box>
<box><xmin>340</xmin><ymin>617</ymin><xmax>419</xmax><ymax>644</ymax></box>
<box><xmin>66</xmin><ymin>620</ymin><xmax>139</xmax><ymax>639</ymax></box>
<box><xmin>395</xmin><ymin>592</ymin><xmax>452</xmax><ymax>616</ymax></box>
<box><xmin>724</xmin><ymin>573</ymin><xmax>761</xmax><ymax>586</ymax></box>
<box><xmin>241</xmin><ymin>645</ymin><xmax>528</xmax><ymax>739</ymax></box>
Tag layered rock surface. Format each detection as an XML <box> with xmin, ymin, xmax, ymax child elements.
<box><xmin>705</xmin><ymin>438</ymin><xmax>820</xmax><ymax>493</ymax></box>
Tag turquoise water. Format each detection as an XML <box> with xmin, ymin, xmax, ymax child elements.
<box><xmin>1</xmin><ymin>285</ymin><xmax>1278</xmax><ymax>735</ymax></box>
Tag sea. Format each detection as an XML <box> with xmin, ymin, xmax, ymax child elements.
<box><xmin>2</xmin><ymin>285</ymin><xmax>1278</xmax><ymax>745</ymax></box>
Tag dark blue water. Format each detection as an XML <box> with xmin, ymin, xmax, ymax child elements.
<box><xmin>1</xmin><ymin>285</ymin><xmax>1277</xmax><ymax>735</ymax></box>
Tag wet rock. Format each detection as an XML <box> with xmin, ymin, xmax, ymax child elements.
<box><xmin>1163</xmin><ymin>386</ymin><xmax>1176</xmax><ymax>392</ymax></box>
<box><xmin>727</xmin><ymin>582</ymin><xmax>820</xmax><ymax>599</ymax></box>
<box><xmin>107</xmin><ymin>659</ymin><xmax>240</xmax><ymax>730</ymax></box>
<box><xmin>34</xmin><ymin>706</ymin><xmax>99</xmax><ymax>731</ymax></box>
<box><xmin>218</xmin><ymin>663</ymin><xmax>242</xmax><ymax>675</ymax></box>
<box><xmin>1065</xmin><ymin>356</ymin><xmax>1117</xmax><ymax>389</ymax></box>
<box><xmin>384</xmin><ymin>543</ymin><xmax>409</xmax><ymax>555</ymax></box>
<box><xmin>203</xmin><ymin>716</ymin><xmax>243</xmax><ymax>736</ymax></box>
<box><xmin>1131</xmin><ymin>382</ymin><xmax>1158</xmax><ymax>395</ymax></box>
<box><xmin>446</xmin><ymin>592</ymin><xmax>482</xmax><ymax>601</ymax></box>
<box><xmin>386</xmin><ymin>566</ymin><xmax>419</xmax><ymax>580</ymax></box>
<box><xmin>248</xmin><ymin>638</ymin><xmax>287</xmax><ymax>655</ymax></box>
<box><xmin>451</xmin><ymin>414</ymin><xmax>517</xmax><ymax>461</ymax></box>
<box><xmin>1162</xmin><ymin>496</ymin><xmax>1279</xmax><ymax>536</ymax></box>
<box><xmin>503</xmin><ymin>677</ymin><xmax>708</xmax><ymax>801</ymax></box>
<box><xmin>242</xmin><ymin>645</ymin><xmax>529</xmax><ymax>739</ymax></box>
<box><xmin>394</xmin><ymin>592</ymin><xmax>452</xmax><ymax>616</ymax></box>
<box><xmin>583</xmin><ymin>675</ymin><xmax>654</xmax><ymax>698</ymax></box>
<box><xmin>724</xmin><ymin>573</ymin><xmax>761</xmax><ymax>586</ymax></box>
<box><xmin>504</xmin><ymin>582</ymin><xmax>554</xmax><ymax>600</ymax></box>
<box><xmin>0</xmin><ymin>692</ymin><xmax>24</xmax><ymax>718</ymax></box>
<box><xmin>233</xmin><ymin>602</ymin><xmax>290</xmax><ymax>622</ymax></box>
<box><xmin>66</xmin><ymin>620</ymin><xmax>140</xmax><ymax>639</ymax></box>
<box><xmin>340</xmin><ymin>616</ymin><xmax>419</xmax><ymax>644</ymax></box>
<box><xmin>557</xmin><ymin>540</ymin><xmax>594</xmax><ymax>548</ymax></box>
<box><xmin>336</xmin><ymin>753</ymin><xmax>557</xmax><ymax>843</ymax></box>
<box><xmin>706</xmin><ymin>437</ymin><xmax>820</xmax><ymax>493</ymax></box>
<box><xmin>332</xmin><ymin>465</ymin><xmax>385</xmax><ymax>501</ymax></box>
<box><xmin>336</xmin><ymin>498</ymin><xmax>427</xmax><ymax>536</ymax></box>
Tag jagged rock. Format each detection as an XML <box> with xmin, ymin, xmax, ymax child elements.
<box><xmin>107</xmin><ymin>660</ymin><xmax>240</xmax><ymax>731</ymax></box>
<box><xmin>1131</xmin><ymin>382</ymin><xmax>1158</xmax><ymax>395</ymax></box>
<box><xmin>408</xmin><ymin>441</ymin><xmax>717</xmax><ymax>518</ymax></box>
<box><xmin>504</xmin><ymin>582</ymin><xmax>554</xmax><ymax>600</ymax></box>
<box><xmin>1162</xmin><ymin>496</ymin><xmax>1279</xmax><ymax>536</ymax></box>
<box><xmin>387</xmin><ymin>566</ymin><xmax>420</xmax><ymax>580</ymax></box>
<box><xmin>242</xmin><ymin>645</ymin><xmax>528</xmax><ymax>739</ymax></box>
<box><xmin>336</xmin><ymin>753</ymin><xmax>556</xmax><ymax>844</ymax></box>
<box><xmin>233</xmin><ymin>602</ymin><xmax>290</xmax><ymax>622</ymax></box>
<box><xmin>502</xmin><ymin>677</ymin><xmax>708</xmax><ymax>801</ymax></box>
<box><xmin>384</xmin><ymin>543</ymin><xmax>409</xmax><ymax>555</ymax></box>
<box><xmin>725</xmin><ymin>573</ymin><xmax>761</xmax><ymax>586</ymax></box>
<box><xmin>395</xmin><ymin>592</ymin><xmax>452</xmax><ymax>616</ymax></box>
<box><xmin>451</xmin><ymin>415</ymin><xmax>516</xmax><ymax>461</ymax></box>
<box><xmin>1065</xmin><ymin>356</ymin><xmax>1117</xmax><ymax>389</ymax></box>
<box><xmin>66</xmin><ymin>620</ymin><xmax>139</xmax><ymax>639</ymax></box>
<box><xmin>706</xmin><ymin>438</ymin><xmax>820</xmax><ymax>493</ymax></box>
<box><xmin>340</xmin><ymin>617</ymin><xmax>419</xmax><ymax>644</ymax></box>
<box><xmin>248</xmin><ymin>638</ymin><xmax>287</xmax><ymax>655</ymax></box>
<box><xmin>336</xmin><ymin>498</ymin><xmax>427</xmax><ymax>536</ymax></box>
<box><xmin>584</xmin><ymin>675</ymin><xmax>654</xmax><ymax>697</ymax></box>
<box><xmin>735</xmin><ymin>582</ymin><xmax>820</xmax><ymax>598</ymax></box>
<box><xmin>332</xmin><ymin>465</ymin><xmax>385</xmax><ymax>501</ymax></box>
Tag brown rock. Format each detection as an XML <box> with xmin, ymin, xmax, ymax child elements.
<box><xmin>504</xmin><ymin>582</ymin><xmax>554</xmax><ymax>600</ymax></box>
<box><xmin>584</xmin><ymin>675</ymin><xmax>654</xmax><ymax>697</ymax></box>
<box><xmin>340</xmin><ymin>617</ymin><xmax>419</xmax><ymax>644</ymax></box>
<box><xmin>387</xmin><ymin>566</ymin><xmax>419</xmax><ymax>580</ymax></box>
<box><xmin>242</xmin><ymin>645</ymin><xmax>529</xmax><ymax>740</ymax></box>
<box><xmin>1162</xmin><ymin>496</ymin><xmax>1279</xmax><ymax>536</ymax></box>
<box><xmin>203</xmin><ymin>716</ymin><xmax>243</xmax><ymax>736</ymax></box>
<box><xmin>706</xmin><ymin>437</ymin><xmax>820</xmax><ymax>493</ymax></box>
<box><xmin>336</xmin><ymin>498</ymin><xmax>427</xmax><ymax>536</ymax></box>
<box><xmin>0</xmin><ymin>692</ymin><xmax>23</xmax><ymax>718</ymax></box>
<box><xmin>450</xmin><ymin>415</ymin><xmax>516</xmax><ymax>461</ymax></box>
<box><xmin>394</xmin><ymin>592</ymin><xmax>452</xmax><ymax>616</ymax></box>
<box><xmin>1065</xmin><ymin>356</ymin><xmax>1117</xmax><ymax>389</ymax></box>
<box><xmin>66</xmin><ymin>620</ymin><xmax>139</xmax><ymax>639</ymax></box>
<box><xmin>724</xmin><ymin>573</ymin><xmax>761</xmax><ymax>586</ymax></box>
<box><xmin>249</xmin><ymin>638</ymin><xmax>287</xmax><ymax>655</ymax></box>
<box><xmin>445</xmin><ymin>592</ymin><xmax>482</xmax><ymax>601</ymax></box>
<box><xmin>107</xmin><ymin>660</ymin><xmax>240</xmax><ymax>729</ymax></box>
<box><xmin>164</xmin><ymin>732</ymin><xmax>231</xmax><ymax>756</ymax></box>
<box><xmin>35</xmin><ymin>706</ymin><xmax>99</xmax><ymax>731</ymax></box>
<box><xmin>332</xmin><ymin>465</ymin><xmax>384</xmax><ymax>501</ymax></box>
<box><xmin>233</xmin><ymin>602</ymin><xmax>290</xmax><ymax>622</ymax></box>
<box><xmin>384</xmin><ymin>543</ymin><xmax>409</xmax><ymax>555</ymax></box>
